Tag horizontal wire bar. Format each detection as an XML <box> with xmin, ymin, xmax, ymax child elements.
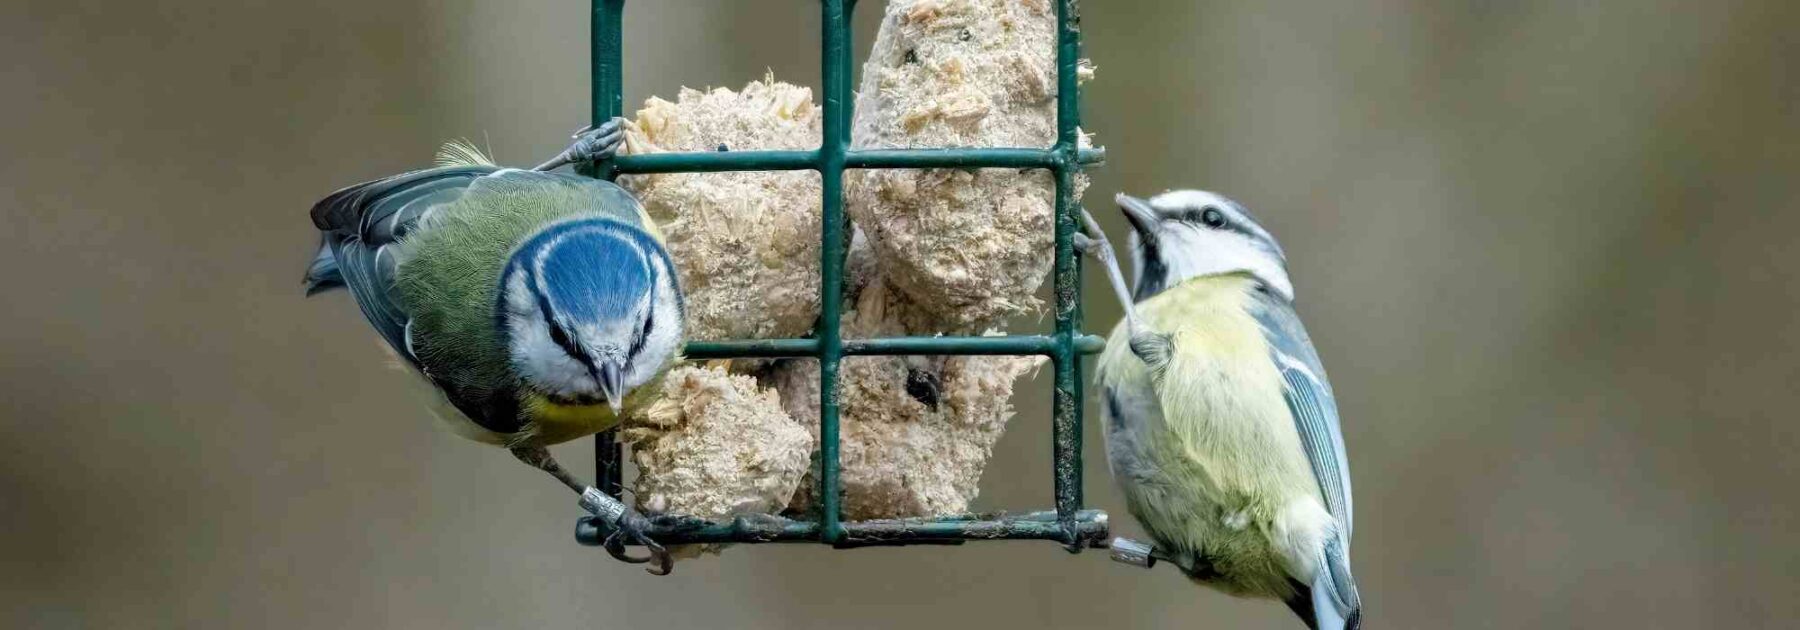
<box><xmin>684</xmin><ymin>338</ymin><xmax>819</xmax><ymax>359</ymax></box>
<box><xmin>682</xmin><ymin>334</ymin><xmax>1106</xmax><ymax>359</ymax></box>
<box><xmin>610</xmin><ymin>147</ymin><xmax>1106</xmax><ymax>174</ymax></box>
<box><xmin>843</xmin><ymin>335</ymin><xmax>1106</xmax><ymax>356</ymax></box>
<box><xmin>614</xmin><ymin>150</ymin><xmax>817</xmax><ymax>173</ymax></box>
<box><xmin>846</xmin><ymin>147</ymin><xmax>1106</xmax><ymax>170</ymax></box>
<box><xmin>575</xmin><ymin>510</ymin><xmax>1109</xmax><ymax>548</ymax></box>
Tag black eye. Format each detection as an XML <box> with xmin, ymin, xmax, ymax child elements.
<box><xmin>1200</xmin><ymin>208</ymin><xmax>1227</xmax><ymax>228</ymax></box>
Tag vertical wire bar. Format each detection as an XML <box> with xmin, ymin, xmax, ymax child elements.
<box><xmin>816</xmin><ymin>0</ymin><xmax>854</xmax><ymax>545</ymax></box>
<box><xmin>1050</xmin><ymin>0</ymin><xmax>1085</xmax><ymax>543</ymax></box>
<box><xmin>591</xmin><ymin>0</ymin><xmax>627</xmax><ymax>498</ymax></box>
<box><xmin>591</xmin><ymin>0</ymin><xmax>626</xmax><ymax>180</ymax></box>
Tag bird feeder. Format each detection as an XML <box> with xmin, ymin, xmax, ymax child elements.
<box><xmin>575</xmin><ymin>0</ymin><xmax>1109</xmax><ymax>553</ymax></box>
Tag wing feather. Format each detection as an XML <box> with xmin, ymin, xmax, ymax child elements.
<box><xmin>306</xmin><ymin>165</ymin><xmax>499</xmax><ymax>368</ymax></box>
<box><xmin>1253</xmin><ymin>292</ymin><xmax>1354</xmax><ymax>540</ymax></box>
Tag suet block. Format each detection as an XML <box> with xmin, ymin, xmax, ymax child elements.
<box><xmin>769</xmin><ymin>278</ymin><xmax>1044</xmax><ymax>519</ymax></box>
<box><xmin>848</xmin><ymin>0</ymin><xmax>1092</xmax><ymax>331</ymax></box>
<box><xmin>623</xmin><ymin>366</ymin><xmax>812</xmax><ymax>556</ymax></box>
<box><xmin>618</xmin><ymin>77</ymin><xmax>824</xmax><ymax>341</ymax></box>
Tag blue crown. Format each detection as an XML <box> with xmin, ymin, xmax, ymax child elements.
<box><xmin>507</xmin><ymin>218</ymin><xmax>658</xmax><ymax>324</ymax></box>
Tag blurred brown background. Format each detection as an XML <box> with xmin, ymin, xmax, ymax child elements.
<box><xmin>4</xmin><ymin>0</ymin><xmax>1796</xmax><ymax>628</ymax></box>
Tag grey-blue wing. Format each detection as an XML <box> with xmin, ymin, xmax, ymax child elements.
<box><xmin>303</xmin><ymin>234</ymin><xmax>342</xmax><ymax>296</ymax></box>
<box><xmin>306</xmin><ymin>165</ymin><xmax>499</xmax><ymax>367</ymax></box>
<box><xmin>1101</xmin><ymin>384</ymin><xmax>1166</xmax><ymax>488</ymax></box>
<box><xmin>1252</xmin><ymin>291</ymin><xmax>1354</xmax><ymax>541</ymax></box>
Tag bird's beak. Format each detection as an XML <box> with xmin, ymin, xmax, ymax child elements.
<box><xmin>597</xmin><ymin>361</ymin><xmax>625</xmax><ymax>415</ymax></box>
<box><xmin>1115</xmin><ymin>193</ymin><xmax>1159</xmax><ymax>239</ymax></box>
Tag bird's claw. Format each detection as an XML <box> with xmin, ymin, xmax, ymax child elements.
<box><xmin>1071</xmin><ymin>207</ymin><xmax>1112</xmax><ymax>260</ymax></box>
<box><xmin>1072</xmin><ymin>232</ymin><xmax>1098</xmax><ymax>256</ymax></box>
<box><xmin>567</xmin><ymin>117</ymin><xmax>627</xmax><ymax>163</ymax></box>
<box><xmin>1071</xmin><ymin>204</ymin><xmax>1148</xmax><ymax>334</ymax></box>
<box><xmin>534</xmin><ymin>117</ymin><xmax>628</xmax><ymax>171</ymax></box>
<box><xmin>602</xmin><ymin>513</ymin><xmax>674</xmax><ymax>576</ymax></box>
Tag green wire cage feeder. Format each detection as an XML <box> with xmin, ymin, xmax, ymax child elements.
<box><xmin>575</xmin><ymin>0</ymin><xmax>1109</xmax><ymax>552</ymax></box>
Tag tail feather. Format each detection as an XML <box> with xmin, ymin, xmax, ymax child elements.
<box><xmin>1307</xmin><ymin>579</ymin><xmax>1359</xmax><ymax>630</ymax></box>
<box><xmin>1282</xmin><ymin>579</ymin><xmax>1320</xmax><ymax>630</ymax></box>
<box><xmin>303</xmin><ymin>237</ymin><xmax>344</xmax><ymax>296</ymax></box>
<box><xmin>1305</xmin><ymin>536</ymin><xmax>1362</xmax><ymax>630</ymax></box>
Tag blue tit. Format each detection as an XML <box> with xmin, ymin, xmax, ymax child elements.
<box><xmin>303</xmin><ymin>120</ymin><xmax>689</xmax><ymax>573</ymax></box>
<box><xmin>1077</xmin><ymin>191</ymin><xmax>1361</xmax><ymax>629</ymax></box>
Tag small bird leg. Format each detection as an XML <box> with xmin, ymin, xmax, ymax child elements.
<box><xmin>1071</xmin><ymin>207</ymin><xmax>1145</xmax><ymax>337</ymax></box>
<box><xmin>533</xmin><ymin>117</ymin><xmax>627</xmax><ymax>172</ymax></box>
<box><xmin>512</xmin><ymin>445</ymin><xmax>676</xmax><ymax>575</ymax></box>
<box><xmin>510</xmin><ymin>444</ymin><xmax>587</xmax><ymax>494</ymax></box>
<box><xmin>1073</xmin><ymin>209</ymin><xmax>1173</xmax><ymax>370</ymax></box>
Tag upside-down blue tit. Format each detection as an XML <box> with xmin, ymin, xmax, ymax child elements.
<box><xmin>302</xmin><ymin>120</ymin><xmax>688</xmax><ymax>573</ymax></box>
<box><xmin>1077</xmin><ymin>191</ymin><xmax>1362</xmax><ymax>629</ymax></box>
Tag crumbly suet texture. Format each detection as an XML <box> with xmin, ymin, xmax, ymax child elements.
<box><xmin>609</xmin><ymin>1</ymin><xmax>1102</xmax><ymax>520</ymax></box>
<box><xmin>617</xmin><ymin>77</ymin><xmax>824</xmax><ymax>341</ymax></box>
<box><xmin>848</xmin><ymin>0</ymin><xmax>1094</xmax><ymax>331</ymax></box>
<box><xmin>623</xmin><ymin>366</ymin><xmax>812</xmax><ymax>556</ymax></box>
<box><xmin>770</xmin><ymin>278</ymin><xmax>1044</xmax><ymax>519</ymax></box>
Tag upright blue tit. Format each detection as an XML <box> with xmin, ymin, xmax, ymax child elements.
<box><xmin>303</xmin><ymin>120</ymin><xmax>688</xmax><ymax>573</ymax></box>
<box><xmin>1077</xmin><ymin>191</ymin><xmax>1361</xmax><ymax>629</ymax></box>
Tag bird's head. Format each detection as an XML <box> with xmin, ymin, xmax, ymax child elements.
<box><xmin>1115</xmin><ymin>189</ymin><xmax>1292</xmax><ymax>302</ymax></box>
<box><xmin>498</xmin><ymin>218</ymin><xmax>682</xmax><ymax>413</ymax></box>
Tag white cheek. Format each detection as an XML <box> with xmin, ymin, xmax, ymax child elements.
<box><xmin>1156</xmin><ymin>228</ymin><xmax>1293</xmax><ymax>299</ymax></box>
<box><xmin>503</xmin><ymin>276</ymin><xmax>595</xmax><ymax>396</ymax></box>
<box><xmin>508</xmin><ymin>319</ymin><xmax>593</xmax><ymax>395</ymax></box>
<box><xmin>1155</xmin><ymin>227</ymin><xmax>1232</xmax><ymax>281</ymax></box>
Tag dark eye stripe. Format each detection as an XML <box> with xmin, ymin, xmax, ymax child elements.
<box><xmin>1166</xmin><ymin>206</ymin><xmax>1262</xmax><ymax>243</ymax></box>
<box><xmin>1133</xmin><ymin>240</ymin><xmax>1168</xmax><ymax>301</ymax></box>
<box><xmin>531</xmin><ymin>277</ymin><xmax>597</xmax><ymax>375</ymax></box>
<box><xmin>627</xmin><ymin>289</ymin><xmax>653</xmax><ymax>362</ymax></box>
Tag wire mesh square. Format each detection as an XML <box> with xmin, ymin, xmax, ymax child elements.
<box><xmin>577</xmin><ymin>0</ymin><xmax>1107</xmax><ymax>551</ymax></box>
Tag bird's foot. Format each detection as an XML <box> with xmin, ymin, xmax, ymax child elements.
<box><xmin>602</xmin><ymin>511</ymin><xmax>674</xmax><ymax>576</ymax></box>
<box><xmin>1071</xmin><ymin>232</ymin><xmax>1097</xmax><ymax>256</ymax></box>
<box><xmin>579</xmin><ymin>486</ymin><xmax>675</xmax><ymax>575</ymax></box>
<box><xmin>1071</xmin><ymin>206</ymin><xmax>1147</xmax><ymax>335</ymax></box>
<box><xmin>567</xmin><ymin>117</ymin><xmax>627</xmax><ymax>163</ymax></box>
<box><xmin>1070</xmin><ymin>207</ymin><xmax>1112</xmax><ymax>259</ymax></box>
<box><xmin>534</xmin><ymin>117</ymin><xmax>627</xmax><ymax>171</ymax></box>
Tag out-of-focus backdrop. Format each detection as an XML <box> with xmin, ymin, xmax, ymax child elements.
<box><xmin>5</xmin><ymin>1</ymin><xmax>1796</xmax><ymax>627</ymax></box>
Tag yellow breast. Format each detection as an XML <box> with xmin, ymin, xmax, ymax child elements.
<box><xmin>517</xmin><ymin>368</ymin><xmax>672</xmax><ymax>445</ymax></box>
<box><xmin>1106</xmin><ymin>275</ymin><xmax>1315</xmax><ymax>495</ymax></box>
<box><xmin>521</xmin><ymin>394</ymin><xmax>625</xmax><ymax>445</ymax></box>
<box><xmin>1095</xmin><ymin>274</ymin><xmax>1321</xmax><ymax>596</ymax></box>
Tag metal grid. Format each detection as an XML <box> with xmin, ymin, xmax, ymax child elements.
<box><xmin>575</xmin><ymin>0</ymin><xmax>1108</xmax><ymax>551</ymax></box>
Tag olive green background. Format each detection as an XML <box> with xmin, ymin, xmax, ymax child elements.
<box><xmin>4</xmin><ymin>1</ymin><xmax>1796</xmax><ymax>628</ymax></box>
